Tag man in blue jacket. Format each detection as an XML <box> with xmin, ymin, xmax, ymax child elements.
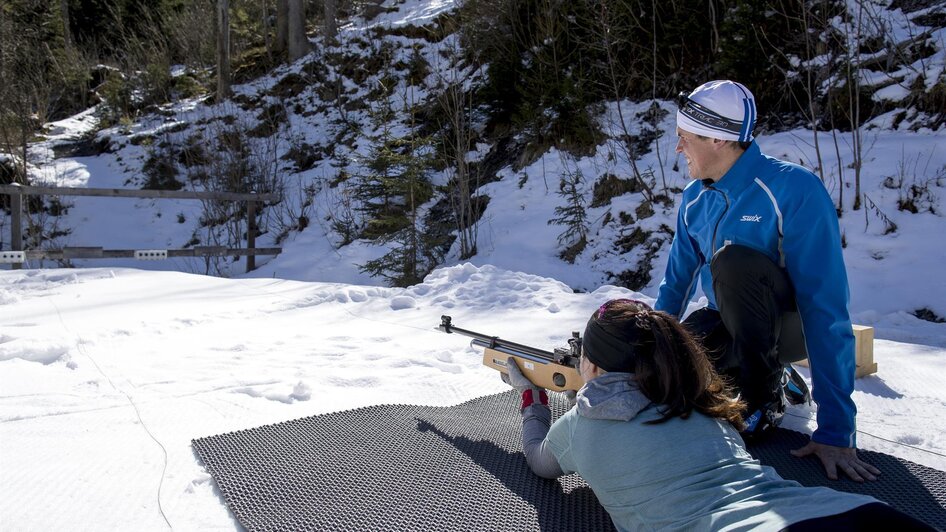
<box><xmin>655</xmin><ymin>80</ymin><xmax>880</xmax><ymax>482</ymax></box>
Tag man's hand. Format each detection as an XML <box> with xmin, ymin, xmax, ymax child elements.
<box><xmin>790</xmin><ymin>440</ymin><xmax>881</xmax><ymax>482</ymax></box>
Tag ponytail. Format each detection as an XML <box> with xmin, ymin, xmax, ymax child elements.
<box><xmin>591</xmin><ymin>301</ymin><xmax>746</xmax><ymax>430</ymax></box>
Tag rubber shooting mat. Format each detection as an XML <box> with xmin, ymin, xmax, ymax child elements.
<box><xmin>192</xmin><ymin>391</ymin><xmax>946</xmax><ymax>531</ymax></box>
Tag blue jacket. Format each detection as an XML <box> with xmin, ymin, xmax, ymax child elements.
<box><xmin>655</xmin><ymin>142</ymin><xmax>857</xmax><ymax>448</ymax></box>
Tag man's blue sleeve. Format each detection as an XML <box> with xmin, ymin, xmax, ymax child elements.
<box><xmin>655</xmin><ymin>197</ymin><xmax>703</xmax><ymax>319</ymax></box>
<box><xmin>782</xmin><ymin>174</ymin><xmax>857</xmax><ymax>448</ymax></box>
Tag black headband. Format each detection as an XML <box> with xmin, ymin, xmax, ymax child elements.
<box><xmin>582</xmin><ymin>317</ymin><xmax>640</xmax><ymax>373</ymax></box>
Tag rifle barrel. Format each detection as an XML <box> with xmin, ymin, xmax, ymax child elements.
<box><xmin>439</xmin><ymin>316</ymin><xmax>556</xmax><ymax>360</ymax></box>
<box><xmin>469</xmin><ymin>338</ymin><xmax>555</xmax><ymax>361</ymax></box>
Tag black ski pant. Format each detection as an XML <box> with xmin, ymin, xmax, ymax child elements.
<box><xmin>780</xmin><ymin>502</ymin><xmax>935</xmax><ymax>531</ymax></box>
<box><xmin>683</xmin><ymin>245</ymin><xmax>800</xmax><ymax>413</ymax></box>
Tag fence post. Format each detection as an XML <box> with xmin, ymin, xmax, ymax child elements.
<box><xmin>11</xmin><ymin>191</ymin><xmax>23</xmax><ymax>271</ymax></box>
<box><xmin>246</xmin><ymin>200</ymin><xmax>256</xmax><ymax>273</ymax></box>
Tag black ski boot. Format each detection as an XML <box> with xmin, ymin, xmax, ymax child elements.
<box><xmin>782</xmin><ymin>364</ymin><xmax>811</xmax><ymax>406</ymax></box>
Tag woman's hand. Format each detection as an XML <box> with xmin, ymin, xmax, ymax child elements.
<box><xmin>501</xmin><ymin>357</ymin><xmax>540</xmax><ymax>393</ymax></box>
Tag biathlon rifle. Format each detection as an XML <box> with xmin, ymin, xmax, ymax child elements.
<box><xmin>438</xmin><ymin>315</ymin><xmax>584</xmax><ymax>392</ymax></box>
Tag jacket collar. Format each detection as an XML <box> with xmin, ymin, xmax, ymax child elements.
<box><xmin>703</xmin><ymin>141</ymin><xmax>761</xmax><ymax>195</ymax></box>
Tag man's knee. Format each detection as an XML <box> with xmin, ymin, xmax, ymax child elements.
<box><xmin>712</xmin><ymin>245</ymin><xmax>779</xmax><ymax>285</ymax></box>
<box><xmin>711</xmin><ymin>245</ymin><xmax>792</xmax><ymax>308</ymax></box>
<box><xmin>711</xmin><ymin>245</ymin><xmax>791</xmax><ymax>351</ymax></box>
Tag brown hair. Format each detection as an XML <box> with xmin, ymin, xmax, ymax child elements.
<box><xmin>592</xmin><ymin>300</ymin><xmax>746</xmax><ymax>430</ymax></box>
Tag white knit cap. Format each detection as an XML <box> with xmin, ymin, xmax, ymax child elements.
<box><xmin>676</xmin><ymin>80</ymin><xmax>757</xmax><ymax>143</ymax></box>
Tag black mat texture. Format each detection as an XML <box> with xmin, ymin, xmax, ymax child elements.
<box><xmin>193</xmin><ymin>391</ymin><xmax>946</xmax><ymax>531</ymax></box>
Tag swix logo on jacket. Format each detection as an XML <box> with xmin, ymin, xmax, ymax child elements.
<box><xmin>655</xmin><ymin>142</ymin><xmax>857</xmax><ymax>449</ymax></box>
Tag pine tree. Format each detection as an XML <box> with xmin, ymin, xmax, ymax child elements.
<box><xmin>354</xmin><ymin>98</ymin><xmax>436</xmax><ymax>286</ymax></box>
<box><xmin>356</xmin><ymin>132</ymin><xmax>436</xmax><ymax>286</ymax></box>
<box><xmin>548</xmin><ymin>169</ymin><xmax>589</xmax><ymax>263</ymax></box>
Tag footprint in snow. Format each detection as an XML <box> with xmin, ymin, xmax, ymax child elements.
<box><xmin>348</xmin><ymin>289</ymin><xmax>368</xmax><ymax>302</ymax></box>
<box><xmin>0</xmin><ymin>341</ymin><xmax>70</xmax><ymax>365</ymax></box>
<box><xmin>185</xmin><ymin>472</ymin><xmax>213</xmax><ymax>494</ymax></box>
<box><xmin>898</xmin><ymin>434</ymin><xmax>923</xmax><ymax>446</ymax></box>
<box><xmin>411</xmin><ymin>284</ymin><xmax>432</xmax><ymax>296</ymax></box>
<box><xmin>234</xmin><ymin>382</ymin><xmax>312</xmax><ymax>404</ymax></box>
<box><xmin>290</xmin><ymin>382</ymin><xmax>311</xmax><ymax>401</ymax></box>
<box><xmin>390</xmin><ymin>296</ymin><xmax>417</xmax><ymax>310</ymax></box>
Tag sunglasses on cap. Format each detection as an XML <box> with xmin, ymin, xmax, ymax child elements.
<box><xmin>677</xmin><ymin>91</ymin><xmax>743</xmax><ymax>137</ymax></box>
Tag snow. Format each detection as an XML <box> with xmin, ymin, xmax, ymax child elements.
<box><xmin>354</xmin><ymin>0</ymin><xmax>458</xmax><ymax>28</ymax></box>
<box><xmin>1</xmin><ymin>263</ymin><xmax>945</xmax><ymax>530</ymax></box>
<box><xmin>2</xmin><ymin>0</ymin><xmax>946</xmax><ymax>529</ymax></box>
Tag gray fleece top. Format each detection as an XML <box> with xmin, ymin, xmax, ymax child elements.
<box><xmin>521</xmin><ymin>373</ymin><xmax>877</xmax><ymax>531</ymax></box>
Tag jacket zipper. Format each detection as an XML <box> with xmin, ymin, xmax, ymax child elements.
<box><xmin>708</xmin><ymin>186</ymin><xmax>730</xmax><ymax>255</ymax></box>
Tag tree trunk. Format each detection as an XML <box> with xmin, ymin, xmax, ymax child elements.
<box><xmin>324</xmin><ymin>0</ymin><xmax>337</xmax><ymax>40</ymax></box>
<box><xmin>217</xmin><ymin>0</ymin><xmax>231</xmax><ymax>100</ymax></box>
<box><xmin>802</xmin><ymin>4</ymin><xmax>825</xmax><ymax>183</ymax></box>
<box><xmin>594</xmin><ymin>1</ymin><xmax>654</xmax><ymax>203</ymax></box>
<box><xmin>262</xmin><ymin>0</ymin><xmax>271</xmax><ymax>60</ymax></box>
<box><xmin>275</xmin><ymin>0</ymin><xmax>288</xmax><ymax>53</ymax></box>
<box><xmin>287</xmin><ymin>0</ymin><xmax>309</xmax><ymax>61</ymax></box>
<box><xmin>851</xmin><ymin>0</ymin><xmax>864</xmax><ymax>211</ymax></box>
<box><xmin>60</xmin><ymin>0</ymin><xmax>73</xmax><ymax>53</ymax></box>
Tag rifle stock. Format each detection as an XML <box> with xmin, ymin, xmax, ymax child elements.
<box><xmin>438</xmin><ymin>315</ymin><xmax>584</xmax><ymax>392</ymax></box>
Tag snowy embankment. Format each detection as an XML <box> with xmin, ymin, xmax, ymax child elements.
<box><xmin>1</xmin><ymin>264</ymin><xmax>944</xmax><ymax>530</ymax></box>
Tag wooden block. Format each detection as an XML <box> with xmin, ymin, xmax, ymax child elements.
<box><xmin>852</xmin><ymin>324</ymin><xmax>877</xmax><ymax>378</ymax></box>
<box><xmin>793</xmin><ymin>324</ymin><xmax>877</xmax><ymax>378</ymax></box>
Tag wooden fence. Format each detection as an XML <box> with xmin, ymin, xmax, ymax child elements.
<box><xmin>0</xmin><ymin>184</ymin><xmax>280</xmax><ymax>273</ymax></box>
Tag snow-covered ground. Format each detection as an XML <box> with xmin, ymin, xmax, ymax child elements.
<box><xmin>1</xmin><ymin>264</ymin><xmax>944</xmax><ymax>531</ymax></box>
<box><xmin>3</xmin><ymin>0</ymin><xmax>946</xmax><ymax>529</ymax></box>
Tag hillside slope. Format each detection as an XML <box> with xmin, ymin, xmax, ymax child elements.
<box><xmin>9</xmin><ymin>0</ymin><xmax>946</xmax><ymax>328</ymax></box>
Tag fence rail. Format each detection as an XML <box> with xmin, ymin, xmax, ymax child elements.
<box><xmin>17</xmin><ymin>247</ymin><xmax>283</xmax><ymax>260</ymax></box>
<box><xmin>0</xmin><ymin>184</ymin><xmax>280</xmax><ymax>272</ymax></box>
<box><xmin>0</xmin><ymin>184</ymin><xmax>279</xmax><ymax>202</ymax></box>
